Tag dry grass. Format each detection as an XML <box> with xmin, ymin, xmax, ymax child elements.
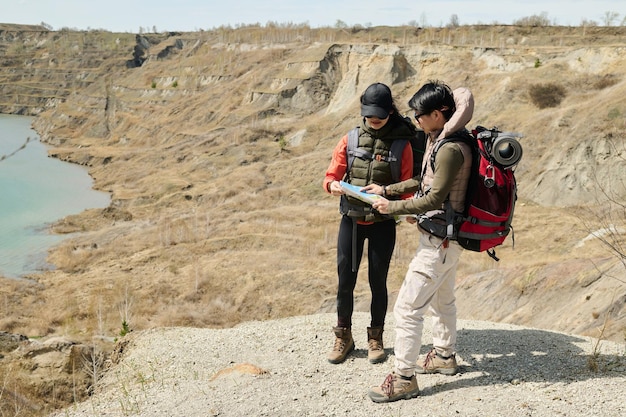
<box><xmin>4</xmin><ymin>22</ymin><xmax>623</xmax><ymax>342</ymax></box>
<box><xmin>1</xmin><ymin>23</ymin><xmax>626</xmax><ymax>417</ymax></box>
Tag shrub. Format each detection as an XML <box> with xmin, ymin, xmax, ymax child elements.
<box><xmin>608</xmin><ymin>108</ymin><xmax>620</xmax><ymax>120</ymax></box>
<box><xmin>528</xmin><ymin>83</ymin><xmax>566</xmax><ymax>108</ymax></box>
<box><xmin>278</xmin><ymin>136</ymin><xmax>287</xmax><ymax>151</ymax></box>
<box><xmin>119</xmin><ymin>320</ymin><xmax>131</xmax><ymax>337</ymax></box>
<box><xmin>514</xmin><ymin>13</ymin><xmax>550</xmax><ymax>27</ymax></box>
<box><xmin>593</xmin><ymin>74</ymin><xmax>619</xmax><ymax>90</ymax></box>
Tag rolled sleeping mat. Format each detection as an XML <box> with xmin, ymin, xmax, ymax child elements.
<box><xmin>491</xmin><ymin>133</ymin><xmax>523</xmax><ymax>167</ymax></box>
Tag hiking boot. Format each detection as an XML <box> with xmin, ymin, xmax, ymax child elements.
<box><xmin>368</xmin><ymin>372</ymin><xmax>419</xmax><ymax>403</ymax></box>
<box><xmin>327</xmin><ymin>327</ymin><xmax>354</xmax><ymax>364</ymax></box>
<box><xmin>416</xmin><ymin>348</ymin><xmax>458</xmax><ymax>375</ymax></box>
<box><xmin>367</xmin><ymin>327</ymin><xmax>386</xmax><ymax>364</ymax></box>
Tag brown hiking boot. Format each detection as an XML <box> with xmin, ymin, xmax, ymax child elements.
<box><xmin>327</xmin><ymin>327</ymin><xmax>354</xmax><ymax>364</ymax></box>
<box><xmin>416</xmin><ymin>348</ymin><xmax>458</xmax><ymax>375</ymax></box>
<box><xmin>367</xmin><ymin>327</ymin><xmax>386</xmax><ymax>364</ymax></box>
<box><xmin>368</xmin><ymin>372</ymin><xmax>419</xmax><ymax>403</ymax></box>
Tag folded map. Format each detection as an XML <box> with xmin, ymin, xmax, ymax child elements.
<box><xmin>339</xmin><ymin>181</ymin><xmax>382</xmax><ymax>205</ymax></box>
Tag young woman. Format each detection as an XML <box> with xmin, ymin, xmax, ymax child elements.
<box><xmin>323</xmin><ymin>82</ymin><xmax>415</xmax><ymax>365</ymax></box>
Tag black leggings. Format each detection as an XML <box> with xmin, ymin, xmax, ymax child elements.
<box><xmin>336</xmin><ymin>215</ymin><xmax>396</xmax><ymax>329</ymax></box>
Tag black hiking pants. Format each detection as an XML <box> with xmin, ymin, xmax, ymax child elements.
<box><xmin>336</xmin><ymin>215</ymin><xmax>396</xmax><ymax>329</ymax></box>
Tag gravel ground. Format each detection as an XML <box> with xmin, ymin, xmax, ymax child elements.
<box><xmin>50</xmin><ymin>313</ymin><xmax>626</xmax><ymax>417</ymax></box>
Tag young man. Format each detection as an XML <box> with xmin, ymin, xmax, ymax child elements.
<box><xmin>362</xmin><ymin>81</ymin><xmax>474</xmax><ymax>402</ymax></box>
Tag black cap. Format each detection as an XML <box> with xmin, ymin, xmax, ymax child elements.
<box><xmin>360</xmin><ymin>83</ymin><xmax>392</xmax><ymax>119</ymax></box>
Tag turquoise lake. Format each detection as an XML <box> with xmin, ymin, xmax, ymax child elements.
<box><xmin>0</xmin><ymin>114</ymin><xmax>110</xmax><ymax>278</ymax></box>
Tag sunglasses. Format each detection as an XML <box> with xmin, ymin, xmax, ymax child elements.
<box><xmin>414</xmin><ymin>107</ymin><xmax>450</xmax><ymax>121</ymax></box>
<box><xmin>414</xmin><ymin>109</ymin><xmax>443</xmax><ymax>121</ymax></box>
<box><xmin>413</xmin><ymin>111</ymin><xmax>429</xmax><ymax>121</ymax></box>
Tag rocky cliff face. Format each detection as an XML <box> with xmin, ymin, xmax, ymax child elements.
<box><xmin>0</xmin><ymin>23</ymin><xmax>625</xmax><ymax>416</ymax></box>
<box><xmin>6</xmin><ymin>25</ymin><xmax>624</xmax><ymax>203</ymax></box>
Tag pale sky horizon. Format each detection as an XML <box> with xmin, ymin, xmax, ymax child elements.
<box><xmin>3</xmin><ymin>0</ymin><xmax>625</xmax><ymax>33</ymax></box>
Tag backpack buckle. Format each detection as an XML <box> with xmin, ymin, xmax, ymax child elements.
<box><xmin>484</xmin><ymin>165</ymin><xmax>495</xmax><ymax>188</ymax></box>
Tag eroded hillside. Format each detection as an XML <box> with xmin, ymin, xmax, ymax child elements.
<box><xmin>0</xmin><ymin>23</ymin><xmax>624</xmax><ymax>349</ymax></box>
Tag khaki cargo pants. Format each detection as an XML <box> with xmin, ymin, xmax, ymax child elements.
<box><xmin>393</xmin><ymin>230</ymin><xmax>463</xmax><ymax>377</ymax></box>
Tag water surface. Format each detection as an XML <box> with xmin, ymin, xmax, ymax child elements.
<box><xmin>0</xmin><ymin>114</ymin><xmax>110</xmax><ymax>278</ymax></box>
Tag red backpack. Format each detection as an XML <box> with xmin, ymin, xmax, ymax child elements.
<box><xmin>417</xmin><ymin>126</ymin><xmax>523</xmax><ymax>261</ymax></box>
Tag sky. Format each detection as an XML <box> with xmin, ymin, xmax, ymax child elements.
<box><xmin>4</xmin><ymin>0</ymin><xmax>625</xmax><ymax>33</ymax></box>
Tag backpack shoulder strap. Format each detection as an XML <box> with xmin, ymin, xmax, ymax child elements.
<box><xmin>429</xmin><ymin>130</ymin><xmax>478</xmax><ymax>218</ymax></box>
<box><xmin>429</xmin><ymin>130</ymin><xmax>475</xmax><ymax>171</ymax></box>
<box><xmin>346</xmin><ymin>127</ymin><xmax>374</xmax><ymax>173</ymax></box>
<box><xmin>389</xmin><ymin>139</ymin><xmax>408</xmax><ymax>183</ymax></box>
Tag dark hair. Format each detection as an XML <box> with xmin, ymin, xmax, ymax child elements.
<box><xmin>389</xmin><ymin>102</ymin><xmax>400</xmax><ymax>118</ymax></box>
<box><xmin>408</xmin><ymin>80</ymin><xmax>456</xmax><ymax>121</ymax></box>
